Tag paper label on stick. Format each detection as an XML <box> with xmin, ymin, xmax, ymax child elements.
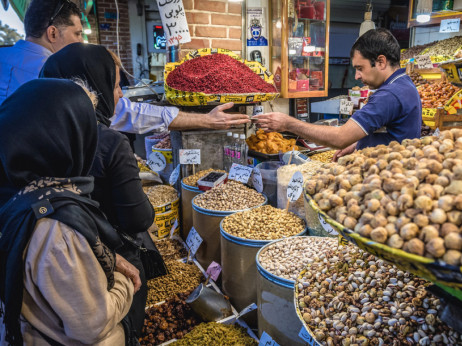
<box><xmin>339</xmin><ymin>99</ymin><xmax>354</xmax><ymax>115</ymax></box>
<box><xmin>156</xmin><ymin>0</ymin><xmax>191</xmax><ymax>46</ymax></box>
<box><xmin>205</xmin><ymin>261</ymin><xmax>222</xmax><ymax>281</ymax></box>
<box><xmin>252</xmin><ymin>167</ymin><xmax>264</xmax><ymax>193</ymax></box>
<box><xmin>318</xmin><ymin>213</ymin><xmax>339</xmax><ymax>235</ymax></box>
<box><xmin>169</xmin><ymin>164</ymin><xmax>181</xmax><ymax>185</ymax></box>
<box><xmin>298</xmin><ymin>326</ymin><xmax>316</xmax><ymax>345</ymax></box>
<box><xmin>287</xmin><ymin>171</ymin><xmax>303</xmax><ymax>202</ymax></box>
<box><xmin>186</xmin><ymin>227</ymin><xmax>203</xmax><ymax>255</ymax></box>
<box><xmin>415</xmin><ymin>55</ymin><xmax>433</xmax><ymax>69</ymax></box>
<box><xmin>147</xmin><ymin>151</ymin><xmax>166</xmax><ymax>172</ymax></box>
<box><xmin>179</xmin><ymin>149</ymin><xmax>201</xmax><ymax>164</ymax></box>
<box><xmin>229</xmin><ymin>163</ymin><xmax>253</xmax><ymax>184</ymax></box>
<box><xmin>169</xmin><ymin>218</ymin><xmax>179</xmax><ymax>238</ymax></box>
<box><xmin>259</xmin><ymin>331</ymin><xmax>280</xmax><ymax>346</ymax></box>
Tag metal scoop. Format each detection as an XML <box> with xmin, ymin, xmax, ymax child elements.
<box><xmin>186</xmin><ymin>283</ymin><xmax>233</xmax><ymax>321</ymax></box>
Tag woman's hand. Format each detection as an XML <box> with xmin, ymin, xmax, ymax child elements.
<box><xmin>115</xmin><ymin>253</ymin><xmax>141</xmax><ymax>293</ymax></box>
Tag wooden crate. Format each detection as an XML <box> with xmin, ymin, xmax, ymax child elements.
<box><xmin>423</xmin><ymin>107</ymin><xmax>462</xmax><ymax>130</ymax></box>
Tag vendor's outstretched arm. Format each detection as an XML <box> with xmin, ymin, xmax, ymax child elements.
<box><xmin>254</xmin><ymin>112</ymin><xmax>366</xmax><ymax>149</ymax></box>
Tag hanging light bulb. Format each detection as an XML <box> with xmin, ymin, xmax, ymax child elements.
<box><xmin>83</xmin><ymin>16</ymin><xmax>92</xmax><ymax>35</ymax></box>
<box><xmin>359</xmin><ymin>0</ymin><xmax>376</xmax><ymax>36</ymax></box>
<box><xmin>416</xmin><ymin>0</ymin><xmax>432</xmax><ymax>23</ymax></box>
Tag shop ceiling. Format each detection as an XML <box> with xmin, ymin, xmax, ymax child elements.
<box><xmin>330</xmin><ymin>0</ymin><xmax>408</xmax><ymax>23</ymax></box>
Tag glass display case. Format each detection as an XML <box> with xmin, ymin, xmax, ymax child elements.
<box><xmin>270</xmin><ymin>0</ymin><xmax>330</xmax><ymax>98</ymax></box>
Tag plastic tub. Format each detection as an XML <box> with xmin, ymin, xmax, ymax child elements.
<box><xmin>255</xmin><ymin>161</ymin><xmax>283</xmax><ymax>207</ymax></box>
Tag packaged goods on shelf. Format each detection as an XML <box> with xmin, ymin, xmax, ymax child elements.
<box><xmin>295</xmin><ymin>246</ymin><xmax>462</xmax><ymax>345</ymax></box>
<box><xmin>221</xmin><ymin>205</ymin><xmax>305</xmax><ymax>240</ymax></box>
<box><xmin>277</xmin><ymin>160</ymin><xmax>324</xmax><ymax>219</ymax></box>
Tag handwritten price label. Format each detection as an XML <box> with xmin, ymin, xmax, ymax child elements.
<box><xmin>440</xmin><ymin>18</ymin><xmax>460</xmax><ymax>33</ymax></box>
<box><xmin>229</xmin><ymin>163</ymin><xmax>253</xmax><ymax>184</ymax></box>
<box><xmin>415</xmin><ymin>55</ymin><xmax>433</xmax><ymax>69</ymax></box>
<box><xmin>259</xmin><ymin>331</ymin><xmax>280</xmax><ymax>346</ymax></box>
<box><xmin>287</xmin><ymin>171</ymin><xmax>303</xmax><ymax>202</ymax></box>
<box><xmin>252</xmin><ymin>167</ymin><xmax>264</xmax><ymax>193</ymax></box>
<box><xmin>339</xmin><ymin>99</ymin><xmax>354</xmax><ymax>115</ymax></box>
<box><xmin>186</xmin><ymin>227</ymin><xmax>203</xmax><ymax>256</ymax></box>
<box><xmin>206</xmin><ymin>261</ymin><xmax>222</xmax><ymax>281</ymax></box>
<box><xmin>170</xmin><ymin>218</ymin><xmax>179</xmax><ymax>238</ymax></box>
<box><xmin>156</xmin><ymin>0</ymin><xmax>191</xmax><ymax>45</ymax></box>
<box><xmin>147</xmin><ymin>151</ymin><xmax>167</xmax><ymax>172</ymax></box>
<box><xmin>169</xmin><ymin>164</ymin><xmax>181</xmax><ymax>185</ymax></box>
<box><xmin>298</xmin><ymin>326</ymin><xmax>317</xmax><ymax>345</ymax></box>
<box><xmin>318</xmin><ymin>213</ymin><xmax>339</xmax><ymax>236</ymax></box>
<box><xmin>179</xmin><ymin>149</ymin><xmax>201</xmax><ymax>165</ymax></box>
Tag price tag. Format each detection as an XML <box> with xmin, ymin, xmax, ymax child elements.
<box><xmin>339</xmin><ymin>99</ymin><xmax>354</xmax><ymax>115</ymax></box>
<box><xmin>415</xmin><ymin>55</ymin><xmax>433</xmax><ymax>69</ymax></box>
<box><xmin>422</xmin><ymin>108</ymin><xmax>437</xmax><ymax>118</ymax></box>
<box><xmin>179</xmin><ymin>149</ymin><xmax>201</xmax><ymax>165</ymax></box>
<box><xmin>147</xmin><ymin>151</ymin><xmax>166</xmax><ymax>172</ymax></box>
<box><xmin>156</xmin><ymin>0</ymin><xmax>191</xmax><ymax>46</ymax></box>
<box><xmin>169</xmin><ymin>164</ymin><xmax>181</xmax><ymax>185</ymax></box>
<box><xmin>287</xmin><ymin>171</ymin><xmax>304</xmax><ymax>202</ymax></box>
<box><xmin>205</xmin><ymin>261</ymin><xmax>222</xmax><ymax>281</ymax></box>
<box><xmin>299</xmin><ymin>326</ymin><xmax>316</xmax><ymax>345</ymax></box>
<box><xmin>318</xmin><ymin>213</ymin><xmax>339</xmax><ymax>236</ymax></box>
<box><xmin>170</xmin><ymin>218</ymin><xmax>179</xmax><ymax>238</ymax></box>
<box><xmin>259</xmin><ymin>332</ymin><xmax>280</xmax><ymax>346</ymax></box>
<box><xmin>229</xmin><ymin>163</ymin><xmax>253</xmax><ymax>184</ymax></box>
<box><xmin>440</xmin><ymin>18</ymin><xmax>460</xmax><ymax>33</ymax></box>
<box><xmin>252</xmin><ymin>167</ymin><xmax>264</xmax><ymax>193</ymax></box>
<box><xmin>186</xmin><ymin>227</ymin><xmax>203</xmax><ymax>256</ymax></box>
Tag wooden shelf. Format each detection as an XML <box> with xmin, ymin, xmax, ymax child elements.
<box><xmin>408</xmin><ymin>0</ymin><xmax>462</xmax><ymax>28</ymax></box>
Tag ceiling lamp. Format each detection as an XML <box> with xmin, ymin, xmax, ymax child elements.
<box><xmin>416</xmin><ymin>0</ymin><xmax>432</xmax><ymax>23</ymax></box>
<box><xmin>359</xmin><ymin>0</ymin><xmax>376</xmax><ymax>37</ymax></box>
<box><xmin>83</xmin><ymin>16</ymin><xmax>92</xmax><ymax>35</ymax></box>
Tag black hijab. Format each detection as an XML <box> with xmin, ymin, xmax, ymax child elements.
<box><xmin>0</xmin><ymin>79</ymin><xmax>122</xmax><ymax>345</ymax></box>
<box><xmin>40</xmin><ymin>42</ymin><xmax>117</xmax><ymax>127</ymax></box>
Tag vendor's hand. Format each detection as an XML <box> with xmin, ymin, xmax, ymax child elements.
<box><xmin>115</xmin><ymin>253</ymin><xmax>141</xmax><ymax>293</ymax></box>
<box><xmin>253</xmin><ymin>112</ymin><xmax>293</xmax><ymax>132</ymax></box>
<box><xmin>206</xmin><ymin>102</ymin><xmax>250</xmax><ymax>129</ymax></box>
<box><xmin>333</xmin><ymin>142</ymin><xmax>357</xmax><ymax>162</ymax></box>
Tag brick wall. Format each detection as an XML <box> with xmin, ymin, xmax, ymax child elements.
<box><xmin>95</xmin><ymin>0</ymin><xmax>134</xmax><ymax>76</ymax></box>
<box><xmin>86</xmin><ymin>12</ymin><xmax>99</xmax><ymax>44</ymax></box>
<box><xmin>182</xmin><ymin>0</ymin><xmax>243</xmax><ymax>58</ymax></box>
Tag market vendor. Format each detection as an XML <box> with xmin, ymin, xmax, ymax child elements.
<box><xmin>0</xmin><ymin>0</ymin><xmax>249</xmax><ymax>132</ymax></box>
<box><xmin>254</xmin><ymin>28</ymin><xmax>422</xmax><ymax>160</ymax></box>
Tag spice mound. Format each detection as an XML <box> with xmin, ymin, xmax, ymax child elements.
<box><xmin>183</xmin><ymin>168</ymin><xmax>226</xmax><ymax>187</ymax></box>
<box><xmin>156</xmin><ymin>238</ymin><xmax>188</xmax><ymax>261</ymax></box>
<box><xmin>166</xmin><ymin>53</ymin><xmax>277</xmax><ymax>94</ymax></box>
<box><xmin>194</xmin><ymin>180</ymin><xmax>265</xmax><ymax>211</ymax></box>
<box><xmin>259</xmin><ymin>237</ymin><xmax>337</xmax><ymax>280</ymax></box>
<box><xmin>171</xmin><ymin>322</ymin><xmax>257</xmax><ymax>345</ymax></box>
<box><xmin>222</xmin><ymin>205</ymin><xmax>305</xmax><ymax>240</ymax></box>
<box><xmin>144</xmin><ymin>185</ymin><xmax>179</xmax><ymax>206</ymax></box>
<box><xmin>296</xmin><ymin>246</ymin><xmax>461</xmax><ymax>345</ymax></box>
<box><xmin>140</xmin><ymin>291</ymin><xmax>202</xmax><ymax>345</ymax></box>
<box><xmin>146</xmin><ymin>260</ymin><xmax>203</xmax><ymax>304</ymax></box>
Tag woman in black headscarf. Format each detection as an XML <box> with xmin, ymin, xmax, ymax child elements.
<box><xmin>0</xmin><ymin>79</ymin><xmax>135</xmax><ymax>345</ymax></box>
<box><xmin>40</xmin><ymin>43</ymin><xmax>162</xmax><ymax>339</ymax></box>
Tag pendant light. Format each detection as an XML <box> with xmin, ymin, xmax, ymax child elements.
<box><xmin>359</xmin><ymin>0</ymin><xmax>376</xmax><ymax>37</ymax></box>
<box><xmin>416</xmin><ymin>0</ymin><xmax>432</xmax><ymax>23</ymax></box>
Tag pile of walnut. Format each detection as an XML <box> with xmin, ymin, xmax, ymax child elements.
<box><xmin>306</xmin><ymin>129</ymin><xmax>462</xmax><ymax>264</ymax></box>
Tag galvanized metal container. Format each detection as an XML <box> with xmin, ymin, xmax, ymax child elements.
<box><xmin>180</xmin><ymin>179</ymin><xmax>202</xmax><ymax>240</ymax></box>
<box><xmin>191</xmin><ymin>195</ymin><xmax>267</xmax><ymax>269</ymax></box>
<box><xmin>256</xmin><ymin>238</ymin><xmax>307</xmax><ymax>346</ymax></box>
<box><xmin>220</xmin><ymin>224</ymin><xmax>307</xmax><ymax>328</ymax></box>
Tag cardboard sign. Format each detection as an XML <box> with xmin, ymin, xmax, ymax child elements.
<box><xmin>179</xmin><ymin>149</ymin><xmax>201</xmax><ymax>165</ymax></box>
<box><xmin>259</xmin><ymin>331</ymin><xmax>280</xmax><ymax>346</ymax></box>
<box><xmin>339</xmin><ymin>99</ymin><xmax>354</xmax><ymax>115</ymax></box>
<box><xmin>440</xmin><ymin>18</ymin><xmax>460</xmax><ymax>33</ymax></box>
<box><xmin>252</xmin><ymin>167</ymin><xmax>264</xmax><ymax>193</ymax></box>
<box><xmin>318</xmin><ymin>213</ymin><xmax>339</xmax><ymax>236</ymax></box>
<box><xmin>156</xmin><ymin>0</ymin><xmax>191</xmax><ymax>46</ymax></box>
<box><xmin>229</xmin><ymin>164</ymin><xmax>253</xmax><ymax>184</ymax></box>
<box><xmin>147</xmin><ymin>151</ymin><xmax>167</xmax><ymax>172</ymax></box>
<box><xmin>186</xmin><ymin>227</ymin><xmax>203</xmax><ymax>256</ymax></box>
<box><xmin>287</xmin><ymin>171</ymin><xmax>304</xmax><ymax>202</ymax></box>
<box><xmin>415</xmin><ymin>55</ymin><xmax>433</xmax><ymax>69</ymax></box>
<box><xmin>169</xmin><ymin>164</ymin><xmax>181</xmax><ymax>185</ymax></box>
<box><xmin>206</xmin><ymin>261</ymin><xmax>222</xmax><ymax>281</ymax></box>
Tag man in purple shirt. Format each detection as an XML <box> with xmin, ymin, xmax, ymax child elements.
<box><xmin>255</xmin><ymin>29</ymin><xmax>422</xmax><ymax>160</ymax></box>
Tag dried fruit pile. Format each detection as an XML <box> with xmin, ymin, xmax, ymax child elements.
<box><xmin>418</xmin><ymin>80</ymin><xmax>459</xmax><ymax>109</ymax></box>
<box><xmin>166</xmin><ymin>54</ymin><xmax>277</xmax><ymax>94</ymax></box>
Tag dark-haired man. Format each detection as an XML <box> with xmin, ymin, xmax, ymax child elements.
<box><xmin>255</xmin><ymin>28</ymin><xmax>421</xmax><ymax>160</ymax></box>
<box><xmin>0</xmin><ymin>0</ymin><xmax>249</xmax><ymax>130</ymax></box>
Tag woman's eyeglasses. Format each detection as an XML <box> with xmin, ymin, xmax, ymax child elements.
<box><xmin>48</xmin><ymin>0</ymin><xmax>72</xmax><ymax>27</ymax></box>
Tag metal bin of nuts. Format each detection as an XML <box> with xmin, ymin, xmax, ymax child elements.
<box><xmin>294</xmin><ymin>245</ymin><xmax>462</xmax><ymax>345</ymax></box>
<box><xmin>256</xmin><ymin>236</ymin><xmax>337</xmax><ymax>346</ymax></box>
<box><xmin>191</xmin><ymin>180</ymin><xmax>267</xmax><ymax>269</ymax></box>
<box><xmin>304</xmin><ymin>129</ymin><xmax>462</xmax><ymax>300</ymax></box>
<box><xmin>220</xmin><ymin>205</ymin><xmax>306</xmax><ymax>327</ymax></box>
<box><xmin>144</xmin><ymin>185</ymin><xmax>180</xmax><ymax>239</ymax></box>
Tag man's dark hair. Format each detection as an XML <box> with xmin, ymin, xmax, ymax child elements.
<box><xmin>24</xmin><ymin>0</ymin><xmax>81</xmax><ymax>38</ymax></box>
<box><xmin>350</xmin><ymin>28</ymin><xmax>400</xmax><ymax>67</ymax></box>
